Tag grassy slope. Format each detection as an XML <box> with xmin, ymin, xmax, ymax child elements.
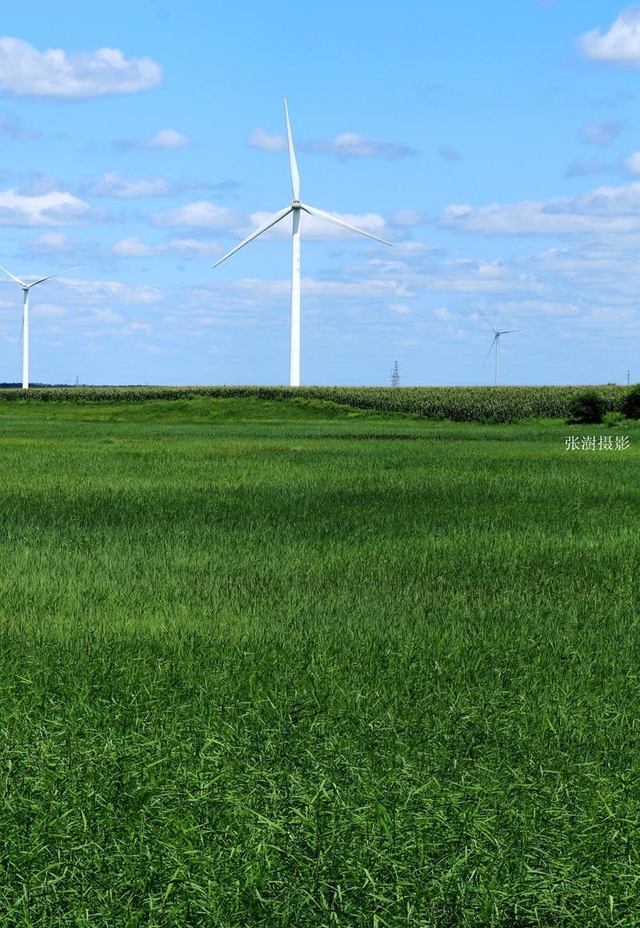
<box><xmin>0</xmin><ymin>394</ymin><xmax>428</xmax><ymax>423</ymax></box>
<box><xmin>0</xmin><ymin>399</ymin><xmax>639</xmax><ymax>926</ymax></box>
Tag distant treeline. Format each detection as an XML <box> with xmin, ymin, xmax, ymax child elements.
<box><xmin>0</xmin><ymin>383</ymin><xmax>78</xmax><ymax>389</ymax></box>
<box><xmin>0</xmin><ymin>384</ymin><xmax>632</xmax><ymax>422</ymax></box>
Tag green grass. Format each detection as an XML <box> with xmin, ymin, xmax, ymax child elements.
<box><xmin>0</xmin><ymin>394</ymin><xmax>422</xmax><ymax>423</ymax></box>
<box><xmin>1</xmin><ymin>399</ymin><xmax>639</xmax><ymax>926</ymax></box>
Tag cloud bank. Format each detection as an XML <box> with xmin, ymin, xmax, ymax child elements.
<box><xmin>0</xmin><ymin>188</ymin><xmax>92</xmax><ymax>226</ymax></box>
<box><xmin>440</xmin><ymin>182</ymin><xmax>640</xmax><ymax>235</ymax></box>
<box><xmin>579</xmin><ymin>6</ymin><xmax>640</xmax><ymax>65</ymax></box>
<box><xmin>0</xmin><ymin>37</ymin><xmax>162</xmax><ymax>99</ymax></box>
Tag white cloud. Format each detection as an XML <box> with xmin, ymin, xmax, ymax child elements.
<box><xmin>247</xmin><ymin>127</ymin><xmax>415</xmax><ymax>160</ymax></box>
<box><xmin>112</xmin><ymin>237</ymin><xmax>156</xmax><ymax>257</ymax></box>
<box><xmin>229</xmin><ymin>277</ymin><xmax>410</xmax><ymax>301</ymax></box>
<box><xmin>247</xmin><ymin>128</ymin><xmax>286</xmax><ymax>152</ymax></box>
<box><xmin>144</xmin><ymin>128</ymin><xmax>190</xmax><ymax>150</ymax></box>
<box><xmin>113</xmin><ymin>128</ymin><xmax>191</xmax><ymax>152</ymax></box>
<box><xmin>71</xmin><ymin>280</ymin><xmax>163</xmax><ymax>305</ymax></box>
<box><xmin>112</xmin><ymin>236</ymin><xmax>223</xmax><ymax>258</ymax></box>
<box><xmin>440</xmin><ymin>182</ymin><xmax>640</xmax><ymax>235</ymax></box>
<box><xmin>84</xmin><ymin>172</ymin><xmax>226</xmax><ymax>199</ymax></box>
<box><xmin>390</xmin><ymin>240</ymin><xmax>428</xmax><ymax>253</ymax></box>
<box><xmin>579</xmin><ymin>7</ymin><xmax>640</xmax><ymax>65</ymax></box>
<box><xmin>20</xmin><ymin>232</ymin><xmax>98</xmax><ymax>264</ymax></box>
<box><xmin>623</xmin><ymin>151</ymin><xmax>640</xmax><ymax>173</ymax></box>
<box><xmin>0</xmin><ymin>111</ymin><xmax>40</xmax><ymax>140</ymax></box>
<box><xmin>18</xmin><ymin>174</ymin><xmax>66</xmax><ymax>196</ymax></box>
<box><xmin>90</xmin><ymin>172</ymin><xmax>172</xmax><ymax>198</ymax></box>
<box><xmin>119</xmin><ymin>286</ymin><xmax>162</xmax><ymax>305</ymax></box>
<box><xmin>438</xmin><ymin>144</ymin><xmax>462</xmax><ymax>161</ymax></box>
<box><xmin>389</xmin><ymin>209</ymin><xmax>429</xmax><ymax>227</ymax></box>
<box><xmin>165</xmin><ymin>238</ymin><xmax>223</xmax><ymax>257</ymax></box>
<box><xmin>0</xmin><ymin>36</ymin><xmax>162</xmax><ymax>99</ymax></box>
<box><xmin>566</xmin><ymin>156</ymin><xmax>618</xmax><ymax>177</ymax></box>
<box><xmin>578</xmin><ymin>121</ymin><xmax>622</xmax><ymax>146</ymax></box>
<box><xmin>124</xmin><ymin>322</ymin><xmax>151</xmax><ymax>333</ymax></box>
<box><xmin>28</xmin><ymin>232</ymin><xmax>72</xmax><ymax>249</ymax></box>
<box><xmin>152</xmin><ymin>201</ymin><xmax>236</xmax><ymax>228</ymax></box>
<box><xmin>300</xmin><ymin>133</ymin><xmax>415</xmax><ymax>161</ymax></box>
<box><xmin>94</xmin><ymin>308</ymin><xmax>124</xmax><ymax>325</ymax></box>
<box><xmin>495</xmin><ymin>298</ymin><xmax>579</xmax><ymax>318</ymax></box>
<box><xmin>0</xmin><ymin>188</ymin><xmax>91</xmax><ymax>226</ymax></box>
<box><xmin>433</xmin><ymin>307</ymin><xmax>460</xmax><ymax>320</ymax></box>
<box><xmin>477</xmin><ymin>259</ymin><xmax>509</xmax><ymax>278</ymax></box>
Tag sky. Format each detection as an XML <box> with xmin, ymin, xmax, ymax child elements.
<box><xmin>2</xmin><ymin>1</ymin><xmax>640</xmax><ymax>387</ymax></box>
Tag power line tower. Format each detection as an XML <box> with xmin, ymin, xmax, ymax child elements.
<box><xmin>391</xmin><ymin>360</ymin><xmax>400</xmax><ymax>387</ymax></box>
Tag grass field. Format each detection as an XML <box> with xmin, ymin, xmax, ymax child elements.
<box><xmin>1</xmin><ymin>397</ymin><xmax>639</xmax><ymax>926</ymax></box>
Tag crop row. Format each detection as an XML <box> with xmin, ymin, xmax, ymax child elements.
<box><xmin>0</xmin><ymin>383</ymin><xmax>630</xmax><ymax>422</ymax></box>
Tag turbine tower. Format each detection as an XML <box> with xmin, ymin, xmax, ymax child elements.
<box><xmin>213</xmin><ymin>99</ymin><xmax>393</xmax><ymax>386</ymax></box>
<box><xmin>0</xmin><ymin>265</ymin><xmax>80</xmax><ymax>389</ymax></box>
<box><xmin>480</xmin><ymin>310</ymin><xmax>515</xmax><ymax>387</ymax></box>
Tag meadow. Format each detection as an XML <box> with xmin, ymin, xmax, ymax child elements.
<box><xmin>0</xmin><ymin>394</ymin><xmax>639</xmax><ymax>926</ymax></box>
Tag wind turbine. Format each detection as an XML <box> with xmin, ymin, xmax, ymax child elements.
<box><xmin>213</xmin><ymin>99</ymin><xmax>393</xmax><ymax>386</ymax></box>
<box><xmin>0</xmin><ymin>265</ymin><xmax>80</xmax><ymax>389</ymax></box>
<box><xmin>479</xmin><ymin>310</ymin><xmax>515</xmax><ymax>386</ymax></box>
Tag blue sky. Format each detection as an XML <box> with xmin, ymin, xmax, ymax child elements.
<box><xmin>2</xmin><ymin>1</ymin><xmax>640</xmax><ymax>386</ymax></box>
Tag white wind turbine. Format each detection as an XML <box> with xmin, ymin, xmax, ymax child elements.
<box><xmin>0</xmin><ymin>265</ymin><xmax>80</xmax><ymax>389</ymax></box>
<box><xmin>479</xmin><ymin>310</ymin><xmax>515</xmax><ymax>386</ymax></box>
<box><xmin>213</xmin><ymin>99</ymin><xmax>393</xmax><ymax>386</ymax></box>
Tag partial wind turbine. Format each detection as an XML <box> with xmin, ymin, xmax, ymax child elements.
<box><xmin>0</xmin><ymin>265</ymin><xmax>80</xmax><ymax>389</ymax></box>
<box><xmin>213</xmin><ymin>99</ymin><xmax>393</xmax><ymax>386</ymax></box>
<box><xmin>479</xmin><ymin>310</ymin><xmax>515</xmax><ymax>386</ymax></box>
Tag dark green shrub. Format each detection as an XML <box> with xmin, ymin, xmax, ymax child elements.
<box><xmin>622</xmin><ymin>383</ymin><xmax>640</xmax><ymax>419</ymax></box>
<box><xmin>567</xmin><ymin>389</ymin><xmax>605</xmax><ymax>424</ymax></box>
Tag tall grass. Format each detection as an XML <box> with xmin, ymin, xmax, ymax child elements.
<box><xmin>0</xmin><ymin>404</ymin><xmax>639</xmax><ymax>926</ymax></box>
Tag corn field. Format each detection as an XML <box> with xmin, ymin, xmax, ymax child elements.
<box><xmin>0</xmin><ymin>384</ymin><xmax>629</xmax><ymax>422</ymax></box>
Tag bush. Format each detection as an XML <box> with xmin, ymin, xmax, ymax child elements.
<box><xmin>603</xmin><ymin>411</ymin><xmax>625</xmax><ymax>426</ymax></box>
<box><xmin>567</xmin><ymin>390</ymin><xmax>605</xmax><ymax>424</ymax></box>
<box><xmin>622</xmin><ymin>383</ymin><xmax>640</xmax><ymax>419</ymax></box>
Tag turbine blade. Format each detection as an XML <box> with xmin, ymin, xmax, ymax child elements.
<box><xmin>482</xmin><ymin>335</ymin><xmax>498</xmax><ymax>366</ymax></box>
<box><xmin>26</xmin><ymin>266</ymin><xmax>82</xmax><ymax>289</ymax></box>
<box><xmin>284</xmin><ymin>98</ymin><xmax>300</xmax><ymax>201</ymax></box>
<box><xmin>479</xmin><ymin>309</ymin><xmax>498</xmax><ymax>335</ymax></box>
<box><xmin>212</xmin><ymin>207</ymin><xmax>293</xmax><ymax>268</ymax></box>
<box><xmin>0</xmin><ymin>265</ymin><xmax>26</xmax><ymax>286</ymax></box>
<box><xmin>301</xmin><ymin>203</ymin><xmax>393</xmax><ymax>246</ymax></box>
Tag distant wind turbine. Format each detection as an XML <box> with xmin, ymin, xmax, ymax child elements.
<box><xmin>479</xmin><ymin>310</ymin><xmax>515</xmax><ymax>386</ymax></box>
<box><xmin>213</xmin><ymin>99</ymin><xmax>393</xmax><ymax>386</ymax></box>
<box><xmin>0</xmin><ymin>265</ymin><xmax>80</xmax><ymax>389</ymax></box>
